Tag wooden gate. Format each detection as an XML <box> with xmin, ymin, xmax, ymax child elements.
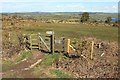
<box><xmin>24</xmin><ymin>31</ymin><xmax>55</xmax><ymax>53</ymax></box>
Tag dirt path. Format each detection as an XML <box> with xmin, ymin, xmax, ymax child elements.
<box><xmin>2</xmin><ymin>51</ymin><xmax>44</xmax><ymax>78</ymax></box>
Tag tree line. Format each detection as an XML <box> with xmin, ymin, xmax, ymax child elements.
<box><xmin>80</xmin><ymin>12</ymin><xmax>115</xmax><ymax>24</ymax></box>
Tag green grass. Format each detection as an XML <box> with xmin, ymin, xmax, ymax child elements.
<box><xmin>33</xmin><ymin>53</ymin><xmax>67</xmax><ymax>77</ymax></box>
<box><xmin>16</xmin><ymin>51</ymin><xmax>32</xmax><ymax>62</ymax></box>
<box><xmin>7</xmin><ymin>22</ymin><xmax>118</xmax><ymax>42</ymax></box>
<box><xmin>33</xmin><ymin>53</ymin><xmax>73</xmax><ymax>78</ymax></box>
<box><xmin>41</xmin><ymin>53</ymin><xmax>61</xmax><ymax>67</ymax></box>
<box><xmin>2</xmin><ymin>51</ymin><xmax>32</xmax><ymax>72</ymax></box>
<box><xmin>50</xmin><ymin>69</ymin><xmax>73</xmax><ymax>78</ymax></box>
<box><xmin>18</xmin><ymin>23</ymin><xmax>118</xmax><ymax>42</ymax></box>
<box><xmin>2</xmin><ymin>60</ymin><xmax>15</xmax><ymax>72</ymax></box>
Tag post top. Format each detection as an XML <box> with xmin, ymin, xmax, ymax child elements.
<box><xmin>46</xmin><ymin>31</ymin><xmax>54</xmax><ymax>35</ymax></box>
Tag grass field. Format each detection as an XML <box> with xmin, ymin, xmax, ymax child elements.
<box><xmin>15</xmin><ymin>23</ymin><xmax>118</xmax><ymax>42</ymax></box>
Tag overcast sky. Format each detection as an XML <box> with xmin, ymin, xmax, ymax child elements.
<box><xmin>0</xmin><ymin>0</ymin><xmax>119</xmax><ymax>13</ymax></box>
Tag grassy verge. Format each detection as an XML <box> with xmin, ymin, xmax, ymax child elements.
<box><xmin>16</xmin><ymin>50</ymin><xmax>32</xmax><ymax>62</ymax></box>
<box><xmin>33</xmin><ymin>53</ymin><xmax>60</xmax><ymax>77</ymax></box>
<box><xmin>40</xmin><ymin>53</ymin><xmax>61</xmax><ymax>67</ymax></box>
<box><xmin>33</xmin><ymin>53</ymin><xmax>73</xmax><ymax>78</ymax></box>
<box><xmin>2</xmin><ymin>60</ymin><xmax>15</xmax><ymax>72</ymax></box>
<box><xmin>50</xmin><ymin>69</ymin><xmax>73</xmax><ymax>78</ymax></box>
<box><xmin>2</xmin><ymin>50</ymin><xmax>32</xmax><ymax>72</ymax></box>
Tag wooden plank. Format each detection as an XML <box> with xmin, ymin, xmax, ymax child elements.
<box><xmin>32</xmin><ymin>46</ymin><xmax>39</xmax><ymax>49</ymax></box>
<box><xmin>24</xmin><ymin>59</ymin><xmax>42</xmax><ymax>70</ymax></box>
<box><xmin>31</xmin><ymin>39</ymin><xmax>38</xmax><ymax>41</ymax></box>
<box><xmin>69</xmin><ymin>45</ymin><xmax>76</xmax><ymax>51</ymax></box>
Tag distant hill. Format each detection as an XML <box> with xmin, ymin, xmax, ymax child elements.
<box><xmin>2</xmin><ymin>12</ymin><xmax>118</xmax><ymax>21</ymax></box>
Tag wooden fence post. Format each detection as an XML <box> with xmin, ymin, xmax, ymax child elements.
<box><xmin>62</xmin><ymin>37</ymin><xmax>65</xmax><ymax>53</ymax></box>
<box><xmin>67</xmin><ymin>39</ymin><xmax>70</xmax><ymax>54</ymax></box>
<box><xmin>38</xmin><ymin>33</ymin><xmax>41</xmax><ymax>50</ymax></box>
<box><xmin>29</xmin><ymin>34</ymin><xmax>32</xmax><ymax>50</ymax></box>
<box><xmin>23</xmin><ymin>34</ymin><xmax>26</xmax><ymax>51</ymax></box>
<box><xmin>50</xmin><ymin>31</ymin><xmax>54</xmax><ymax>53</ymax></box>
<box><xmin>91</xmin><ymin>41</ymin><xmax>94</xmax><ymax>60</ymax></box>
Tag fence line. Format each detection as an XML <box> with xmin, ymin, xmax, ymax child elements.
<box><xmin>20</xmin><ymin>32</ymin><xmax>94</xmax><ymax>60</ymax></box>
